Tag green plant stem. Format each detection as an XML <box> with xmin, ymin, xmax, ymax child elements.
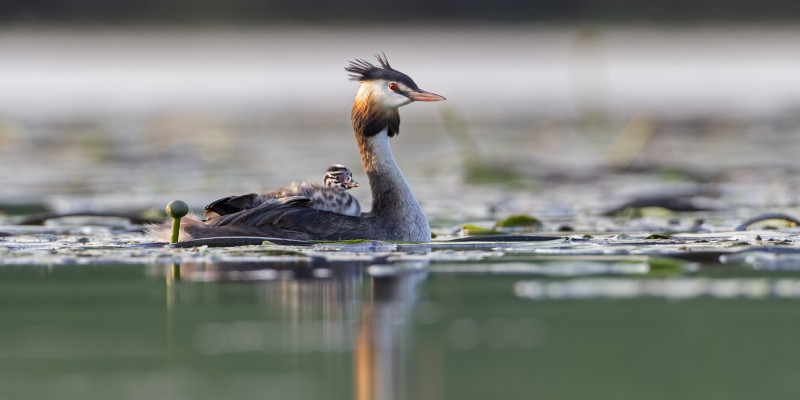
<box><xmin>170</xmin><ymin>217</ymin><xmax>181</xmax><ymax>244</ymax></box>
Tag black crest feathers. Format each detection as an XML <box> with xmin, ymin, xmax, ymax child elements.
<box><xmin>345</xmin><ymin>54</ymin><xmax>420</xmax><ymax>90</ymax></box>
<box><xmin>345</xmin><ymin>53</ymin><xmax>392</xmax><ymax>81</ymax></box>
<box><xmin>376</xmin><ymin>53</ymin><xmax>392</xmax><ymax>69</ymax></box>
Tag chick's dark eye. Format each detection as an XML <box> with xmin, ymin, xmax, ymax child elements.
<box><xmin>388</xmin><ymin>82</ymin><xmax>398</xmax><ymax>91</ymax></box>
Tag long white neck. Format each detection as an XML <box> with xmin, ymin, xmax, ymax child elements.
<box><xmin>356</xmin><ymin>129</ymin><xmax>430</xmax><ymax>242</ymax></box>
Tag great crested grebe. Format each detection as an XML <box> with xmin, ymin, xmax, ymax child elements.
<box><xmin>151</xmin><ymin>54</ymin><xmax>445</xmax><ymax>242</ymax></box>
<box><xmin>203</xmin><ymin>164</ymin><xmax>361</xmax><ymax>219</ymax></box>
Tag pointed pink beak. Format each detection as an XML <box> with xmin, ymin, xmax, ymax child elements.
<box><xmin>406</xmin><ymin>90</ymin><xmax>446</xmax><ymax>102</ymax></box>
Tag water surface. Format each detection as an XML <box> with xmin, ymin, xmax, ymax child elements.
<box><xmin>3</xmin><ymin>258</ymin><xmax>800</xmax><ymax>400</ymax></box>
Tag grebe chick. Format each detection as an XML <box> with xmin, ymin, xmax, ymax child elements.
<box><xmin>203</xmin><ymin>164</ymin><xmax>361</xmax><ymax>219</ymax></box>
<box><xmin>150</xmin><ymin>54</ymin><xmax>444</xmax><ymax>242</ymax></box>
<box><xmin>323</xmin><ymin>163</ymin><xmax>359</xmax><ymax>190</ymax></box>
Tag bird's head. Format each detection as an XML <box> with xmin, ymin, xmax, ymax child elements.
<box><xmin>346</xmin><ymin>54</ymin><xmax>445</xmax><ymax>109</ymax></box>
<box><xmin>346</xmin><ymin>54</ymin><xmax>445</xmax><ymax>137</ymax></box>
<box><xmin>324</xmin><ymin>164</ymin><xmax>359</xmax><ymax>190</ymax></box>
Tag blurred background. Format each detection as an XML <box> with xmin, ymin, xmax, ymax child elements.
<box><xmin>0</xmin><ymin>0</ymin><xmax>798</xmax><ymax>224</ymax></box>
<box><xmin>4</xmin><ymin>4</ymin><xmax>800</xmax><ymax>400</ymax></box>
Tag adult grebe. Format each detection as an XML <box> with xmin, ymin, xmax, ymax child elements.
<box><xmin>203</xmin><ymin>164</ymin><xmax>361</xmax><ymax>219</ymax></box>
<box><xmin>151</xmin><ymin>54</ymin><xmax>444</xmax><ymax>242</ymax></box>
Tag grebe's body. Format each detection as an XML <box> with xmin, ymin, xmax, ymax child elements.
<box><xmin>150</xmin><ymin>55</ymin><xmax>444</xmax><ymax>242</ymax></box>
<box><xmin>203</xmin><ymin>164</ymin><xmax>361</xmax><ymax>219</ymax></box>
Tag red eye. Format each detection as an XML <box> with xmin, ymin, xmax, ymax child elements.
<box><xmin>388</xmin><ymin>82</ymin><xmax>398</xmax><ymax>91</ymax></box>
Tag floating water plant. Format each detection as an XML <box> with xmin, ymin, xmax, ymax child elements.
<box><xmin>734</xmin><ymin>213</ymin><xmax>800</xmax><ymax>231</ymax></box>
<box><xmin>165</xmin><ymin>200</ymin><xmax>189</xmax><ymax>244</ymax></box>
<box><xmin>609</xmin><ymin>206</ymin><xmax>678</xmax><ymax>220</ymax></box>
<box><xmin>495</xmin><ymin>214</ymin><xmax>542</xmax><ymax>229</ymax></box>
<box><xmin>461</xmin><ymin>224</ymin><xmax>502</xmax><ymax>236</ymax></box>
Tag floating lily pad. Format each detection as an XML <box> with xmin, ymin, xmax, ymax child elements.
<box><xmin>461</xmin><ymin>224</ymin><xmax>503</xmax><ymax>236</ymax></box>
<box><xmin>612</xmin><ymin>206</ymin><xmax>678</xmax><ymax>219</ymax></box>
<box><xmin>735</xmin><ymin>213</ymin><xmax>800</xmax><ymax>231</ymax></box>
<box><xmin>495</xmin><ymin>214</ymin><xmax>543</xmax><ymax>229</ymax></box>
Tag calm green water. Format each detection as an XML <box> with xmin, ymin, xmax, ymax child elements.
<box><xmin>3</xmin><ymin>262</ymin><xmax>800</xmax><ymax>400</ymax></box>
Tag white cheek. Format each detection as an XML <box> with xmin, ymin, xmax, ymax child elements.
<box><xmin>385</xmin><ymin>93</ymin><xmax>412</xmax><ymax>108</ymax></box>
<box><xmin>358</xmin><ymin>81</ymin><xmax>413</xmax><ymax>109</ymax></box>
<box><xmin>378</xmin><ymin>86</ymin><xmax>412</xmax><ymax>108</ymax></box>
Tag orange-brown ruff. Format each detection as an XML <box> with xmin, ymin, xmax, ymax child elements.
<box><xmin>351</xmin><ymin>90</ymin><xmax>400</xmax><ymax>138</ymax></box>
<box><xmin>148</xmin><ymin>54</ymin><xmax>444</xmax><ymax>242</ymax></box>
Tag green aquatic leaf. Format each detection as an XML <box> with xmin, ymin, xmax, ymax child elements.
<box><xmin>613</xmin><ymin>206</ymin><xmax>677</xmax><ymax>219</ymax></box>
<box><xmin>495</xmin><ymin>214</ymin><xmax>543</xmax><ymax>229</ymax></box>
<box><xmin>461</xmin><ymin>224</ymin><xmax>503</xmax><ymax>235</ymax></box>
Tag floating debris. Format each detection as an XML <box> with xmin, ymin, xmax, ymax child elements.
<box><xmin>734</xmin><ymin>213</ymin><xmax>800</xmax><ymax>231</ymax></box>
<box><xmin>432</xmin><ymin>261</ymin><xmax>650</xmax><ymax>276</ymax></box>
<box><xmin>514</xmin><ymin>277</ymin><xmax>800</xmax><ymax>300</ymax></box>
<box><xmin>447</xmin><ymin>235</ymin><xmax>567</xmax><ymax>243</ymax></box>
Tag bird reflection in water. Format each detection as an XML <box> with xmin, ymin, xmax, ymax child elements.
<box><xmin>162</xmin><ymin>259</ymin><xmax>428</xmax><ymax>400</ymax></box>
